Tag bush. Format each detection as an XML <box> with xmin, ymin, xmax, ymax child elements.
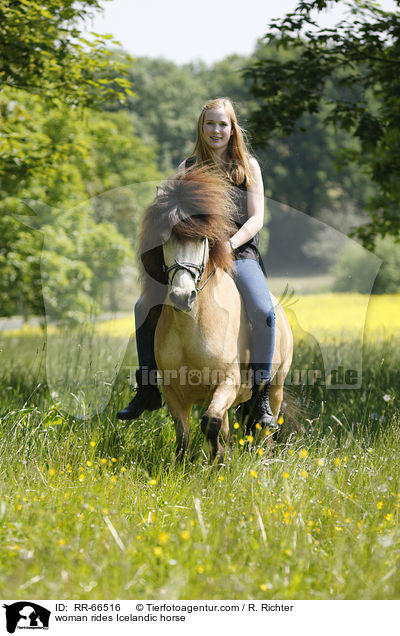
<box><xmin>332</xmin><ymin>237</ymin><xmax>400</xmax><ymax>294</ymax></box>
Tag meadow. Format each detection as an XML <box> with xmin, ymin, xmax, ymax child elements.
<box><xmin>0</xmin><ymin>293</ymin><xmax>399</xmax><ymax>599</ymax></box>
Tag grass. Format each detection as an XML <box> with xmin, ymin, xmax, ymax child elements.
<box><xmin>0</xmin><ymin>294</ymin><xmax>399</xmax><ymax>599</ymax></box>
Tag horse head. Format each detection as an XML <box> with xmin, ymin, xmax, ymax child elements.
<box><xmin>140</xmin><ymin>165</ymin><xmax>237</xmax><ymax>313</ymax></box>
<box><xmin>162</xmin><ymin>233</ymin><xmax>210</xmax><ymax>312</ymax></box>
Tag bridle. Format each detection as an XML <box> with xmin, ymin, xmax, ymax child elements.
<box><xmin>162</xmin><ymin>237</ymin><xmax>216</xmax><ymax>294</ymax></box>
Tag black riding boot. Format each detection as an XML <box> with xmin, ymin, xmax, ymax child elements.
<box><xmin>250</xmin><ymin>380</ymin><xmax>279</xmax><ymax>430</ymax></box>
<box><xmin>116</xmin><ymin>369</ymin><xmax>162</xmax><ymax>420</ymax></box>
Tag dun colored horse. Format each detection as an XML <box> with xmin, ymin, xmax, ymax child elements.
<box><xmin>139</xmin><ymin>165</ymin><xmax>293</xmax><ymax>461</ymax></box>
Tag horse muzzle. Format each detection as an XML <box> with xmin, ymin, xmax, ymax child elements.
<box><xmin>169</xmin><ymin>289</ymin><xmax>197</xmax><ymax>313</ymax></box>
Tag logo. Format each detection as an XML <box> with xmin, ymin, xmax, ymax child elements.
<box><xmin>3</xmin><ymin>603</ymin><xmax>50</xmax><ymax>634</ymax></box>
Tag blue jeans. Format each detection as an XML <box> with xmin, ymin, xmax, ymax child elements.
<box><xmin>231</xmin><ymin>258</ymin><xmax>275</xmax><ymax>384</ymax></box>
<box><xmin>135</xmin><ymin>258</ymin><xmax>275</xmax><ymax>384</ymax></box>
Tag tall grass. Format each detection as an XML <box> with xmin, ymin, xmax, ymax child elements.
<box><xmin>0</xmin><ymin>318</ymin><xmax>399</xmax><ymax>599</ymax></box>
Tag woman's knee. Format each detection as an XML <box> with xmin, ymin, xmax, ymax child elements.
<box><xmin>251</xmin><ymin>303</ymin><xmax>275</xmax><ymax>329</ymax></box>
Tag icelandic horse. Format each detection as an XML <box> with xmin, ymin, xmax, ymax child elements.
<box><xmin>139</xmin><ymin>165</ymin><xmax>293</xmax><ymax>461</ymax></box>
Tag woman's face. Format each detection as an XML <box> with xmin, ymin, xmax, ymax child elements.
<box><xmin>202</xmin><ymin>107</ymin><xmax>232</xmax><ymax>153</ymax></box>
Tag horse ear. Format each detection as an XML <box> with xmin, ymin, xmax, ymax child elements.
<box><xmin>168</xmin><ymin>206</ymin><xmax>181</xmax><ymax>228</ymax></box>
<box><xmin>160</xmin><ymin>227</ymin><xmax>171</xmax><ymax>243</ymax></box>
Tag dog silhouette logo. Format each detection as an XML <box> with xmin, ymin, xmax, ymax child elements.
<box><xmin>3</xmin><ymin>602</ymin><xmax>50</xmax><ymax>633</ymax></box>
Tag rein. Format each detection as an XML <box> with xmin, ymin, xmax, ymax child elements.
<box><xmin>163</xmin><ymin>238</ymin><xmax>216</xmax><ymax>294</ymax></box>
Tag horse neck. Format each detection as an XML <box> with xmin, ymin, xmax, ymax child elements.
<box><xmin>194</xmin><ymin>259</ymin><xmax>220</xmax><ymax>317</ymax></box>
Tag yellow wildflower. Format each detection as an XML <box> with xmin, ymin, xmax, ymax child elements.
<box><xmin>246</xmin><ymin>435</ymin><xmax>254</xmax><ymax>443</ymax></box>
<box><xmin>255</xmin><ymin>423</ymin><xmax>262</xmax><ymax>430</ymax></box>
<box><xmin>233</xmin><ymin>422</ymin><xmax>240</xmax><ymax>429</ymax></box>
<box><xmin>49</xmin><ymin>468</ymin><xmax>55</xmax><ymax>477</ymax></box>
<box><xmin>180</xmin><ymin>530</ymin><xmax>190</xmax><ymax>541</ymax></box>
<box><xmin>377</xmin><ymin>501</ymin><xmax>384</xmax><ymax>510</ymax></box>
<box><xmin>260</xmin><ymin>583</ymin><xmax>267</xmax><ymax>591</ymax></box>
<box><xmin>282</xmin><ymin>472</ymin><xmax>290</xmax><ymax>479</ymax></box>
<box><xmin>100</xmin><ymin>458</ymin><xmax>107</xmax><ymax>465</ymax></box>
<box><xmin>149</xmin><ymin>479</ymin><xmax>157</xmax><ymax>486</ymax></box>
<box><xmin>197</xmin><ymin>566</ymin><xmax>205</xmax><ymax>574</ymax></box>
<box><xmin>154</xmin><ymin>546</ymin><xmax>163</xmax><ymax>556</ymax></box>
<box><xmin>334</xmin><ymin>457</ymin><xmax>341</xmax><ymax>467</ymax></box>
<box><xmin>86</xmin><ymin>461</ymin><xmax>92</xmax><ymax>467</ymax></box>
<box><xmin>301</xmin><ymin>470</ymin><xmax>308</xmax><ymax>479</ymax></box>
<box><xmin>300</xmin><ymin>449</ymin><xmax>308</xmax><ymax>459</ymax></box>
<box><xmin>317</xmin><ymin>458</ymin><xmax>325</xmax><ymax>467</ymax></box>
<box><xmin>239</xmin><ymin>438</ymin><xmax>245</xmax><ymax>446</ymax></box>
<box><xmin>78</xmin><ymin>474</ymin><xmax>85</xmax><ymax>482</ymax></box>
<box><xmin>157</xmin><ymin>532</ymin><xmax>170</xmax><ymax>545</ymax></box>
<box><xmin>90</xmin><ymin>441</ymin><xmax>96</xmax><ymax>447</ymax></box>
<box><xmin>250</xmin><ymin>470</ymin><xmax>258</xmax><ymax>478</ymax></box>
<box><xmin>257</xmin><ymin>448</ymin><xmax>264</xmax><ymax>455</ymax></box>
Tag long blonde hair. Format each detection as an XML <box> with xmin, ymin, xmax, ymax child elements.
<box><xmin>192</xmin><ymin>97</ymin><xmax>254</xmax><ymax>186</ymax></box>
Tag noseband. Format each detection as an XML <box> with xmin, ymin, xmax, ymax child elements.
<box><xmin>163</xmin><ymin>237</ymin><xmax>216</xmax><ymax>294</ymax></box>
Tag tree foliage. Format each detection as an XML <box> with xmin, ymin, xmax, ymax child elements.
<box><xmin>122</xmin><ymin>57</ymin><xmax>207</xmax><ymax>172</ymax></box>
<box><xmin>244</xmin><ymin>0</ymin><xmax>400</xmax><ymax>247</ymax></box>
<box><xmin>0</xmin><ymin>87</ymin><xmax>160</xmax><ymax>321</ymax></box>
<box><xmin>0</xmin><ymin>0</ymin><xmax>131</xmax><ymax>107</ymax></box>
<box><xmin>0</xmin><ymin>2</ymin><xmax>161</xmax><ymax>321</ymax></box>
<box><xmin>333</xmin><ymin>236</ymin><xmax>400</xmax><ymax>293</ymax></box>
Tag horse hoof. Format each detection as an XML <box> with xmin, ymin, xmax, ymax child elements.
<box><xmin>201</xmin><ymin>414</ymin><xmax>222</xmax><ymax>439</ymax></box>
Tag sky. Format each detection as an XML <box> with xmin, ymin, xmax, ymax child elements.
<box><xmin>82</xmin><ymin>0</ymin><xmax>398</xmax><ymax>65</ymax></box>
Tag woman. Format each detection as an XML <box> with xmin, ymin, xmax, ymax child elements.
<box><xmin>117</xmin><ymin>97</ymin><xmax>277</xmax><ymax>429</ymax></box>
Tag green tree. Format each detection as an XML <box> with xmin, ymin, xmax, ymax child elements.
<box><xmin>123</xmin><ymin>57</ymin><xmax>207</xmax><ymax>171</ymax></box>
<box><xmin>333</xmin><ymin>236</ymin><xmax>400</xmax><ymax>293</ymax></box>
<box><xmin>0</xmin><ymin>88</ymin><xmax>160</xmax><ymax>320</ymax></box>
<box><xmin>244</xmin><ymin>0</ymin><xmax>400</xmax><ymax>248</ymax></box>
<box><xmin>0</xmin><ymin>0</ymin><xmax>130</xmax><ymax>107</ymax></box>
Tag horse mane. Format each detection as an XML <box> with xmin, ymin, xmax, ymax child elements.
<box><xmin>139</xmin><ymin>164</ymin><xmax>237</xmax><ymax>297</ymax></box>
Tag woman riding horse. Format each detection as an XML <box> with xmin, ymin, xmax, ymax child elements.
<box><xmin>117</xmin><ymin>98</ymin><xmax>280</xmax><ymax>430</ymax></box>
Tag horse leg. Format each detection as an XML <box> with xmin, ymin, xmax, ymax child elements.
<box><xmin>221</xmin><ymin>411</ymin><xmax>230</xmax><ymax>441</ymax></box>
<box><xmin>201</xmin><ymin>381</ymin><xmax>236</xmax><ymax>462</ymax></box>
<box><xmin>269</xmin><ymin>382</ymin><xmax>284</xmax><ymax>419</ymax></box>
<box><xmin>164</xmin><ymin>387</ymin><xmax>191</xmax><ymax>462</ymax></box>
<box><xmin>173</xmin><ymin>415</ymin><xmax>191</xmax><ymax>462</ymax></box>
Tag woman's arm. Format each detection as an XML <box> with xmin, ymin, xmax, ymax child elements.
<box><xmin>227</xmin><ymin>157</ymin><xmax>265</xmax><ymax>250</ymax></box>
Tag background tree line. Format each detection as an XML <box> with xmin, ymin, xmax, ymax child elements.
<box><xmin>1</xmin><ymin>0</ymin><xmax>399</xmax><ymax>323</ymax></box>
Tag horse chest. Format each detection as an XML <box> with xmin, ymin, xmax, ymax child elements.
<box><xmin>155</xmin><ymin>309</ymin><xmax>225</xmax><ymax>371</ymax></box>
